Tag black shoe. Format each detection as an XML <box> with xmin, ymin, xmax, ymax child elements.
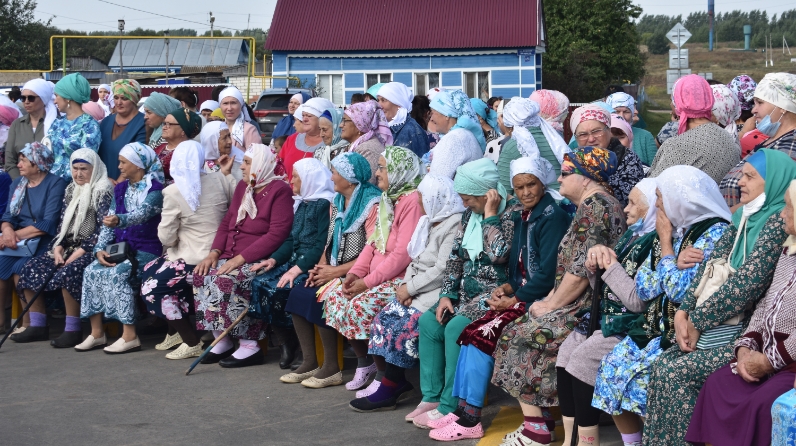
<box><xmin>219</xmin><ymin>349</ymin><xmax>265</xmax><ymax>368</ymax></box>
<box><xmin>50</xmin><ymin>331</ymin><xmax>83</xmax><ymax>348</ymax></box>
<box><xmin>348</xmin><ymin>381</ymin><xmax>415</xmax><ymax>412</ymax></box>
<box><xmin>200</xmin><ymin>347</ymin><xmax>234</xmax><ymax>364</ymax></box>
<box><xmin>10</xmin><ymin>326</ymin><xmax>49</xmax><ymax>343</ymax></box>
<box><xmin>290</xmin><ymin>349</ymin><xmax>303</xmax><ymax>370</ymax></box>
<box><xmin>279</xmin><ymin>343</ymin><xmax>297</xmax><ymax>369</ymax></box>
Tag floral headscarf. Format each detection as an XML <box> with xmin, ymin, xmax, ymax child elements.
<box><xmin>430</xmin><ymin>89</ymin><xmax>487</xmax><ymax>151</ymax></box>
<box><xmin>569</xmin><ymin>103</ymin><xmax>611</xmax><ymax>133</ymax></box>
<box><xmin>118</xmin><ymin>142</ymin><xmax>165</xmax><ymax>210</ymax></box>
<box><xmin>673</xmin><ymin>74</ymin><xmax>714</xmax><ymax>135</ymax></box>
<box><xmin>236</xmin><ymin>143</ymin><xmax>284</xmax><ymax>224</ymax></box>
<box><xmin>529</xmin><ymin>89</ymin><xmax>570</xmax><ymax>134</ymax></box>
<box><xmin>8</xmin><ymin>142</ymin><xmax>55</xmax><ymax>216</ymax></box>
<box><xmin>711</xmin><ymin>84</ymin><xmax>742</xmax><ymax>142</ymax></box>
<box><xmin>727</xmin><ymin>75</ymin><xmax>757</xmax><ymax>111</ymax></box>
<box><xmin>112</xmin><ymin>79</ymin><xmax>142</xmax><ymax>104</ymax></box>
<box><xmin>367</xmin><ymin>146</ymin><xmax>422</xmax><ymax>253</ymax></box>
<box><xmin>605</xmin><ymin>92</ymin><xmax>636</xmax><ymax>115</ymax></box>
<box><xmin>561</xmin><ymin>146</ymin><xmax>618</xmax><ymax>194</ymax></box>
<box><xmin>344</xmin><ymin>100</ymin><xmax>393</xmax><ymax>151</ymax></box>
<box><xmin>754</xmin><ymin>72</ymin><xmax>796</xmax><ymax>114</ymax></box>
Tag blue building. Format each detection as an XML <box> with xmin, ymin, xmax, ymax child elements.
<box><xmin>265</xmin><ymin>0</ymin><xmax>546</xmax><ymax>105</ymax></box>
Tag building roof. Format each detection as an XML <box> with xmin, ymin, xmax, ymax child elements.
<box><xmin>265</xmin><ymin>0</ymin><xmax>543</xmax><ymax>52</ymax></box>
<box><xmin>108</xmin><ymin>39</ymin><xmax>249</xmax><ymax>70</ymax></box>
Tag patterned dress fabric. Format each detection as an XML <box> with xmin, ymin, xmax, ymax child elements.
<box><xmin>141</xmin><ymin>257</ymin><xmax>194</xmax><ymax>320</ymax></box>
<box><xmin>193</xmin><ymin>260</ymin><xmax>265</xmax><ymax>340</ymax></box>
<box><xmin>48</xmin><ymin>114</ymin><xmax>102</xmax><ymax>181</ymax></box>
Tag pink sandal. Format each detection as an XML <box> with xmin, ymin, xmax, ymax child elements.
<box><xmin>429</xmin><ymin>422</ymin><xmax>484</xmax><ymax>441</ymax></box>
<box><xmin>426</xmin><ymin>412</ymin><xmax>459</xmax><ymax>430</ymax></box>
<box><xmin>345</xmin><ymin>363</ymin><xmax>377</xmax><ymax>390</ymax></box>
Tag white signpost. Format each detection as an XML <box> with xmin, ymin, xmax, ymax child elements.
<box><xmin>666</xmin><ymin>23</ymin><xmax>692</xmax><ymax>94</ymax></box>
<box><xmin>669</xmin><ymin>49</ymin><xmax>689</xmax><ymax>69</ymax></box>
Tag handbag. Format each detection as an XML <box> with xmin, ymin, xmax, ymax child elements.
<box><xmin>105</xmin><ymin>241</ymin><xmax>132</xmax><ymax>264</ymax></box>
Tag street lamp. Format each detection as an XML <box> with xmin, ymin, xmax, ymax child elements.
<box><xmin>164</xmin><ymin>30</ymin><xmax>170</xmax><ymax>85</ymax></box>
<box><xmin>118</xmin><ymin>19</ymin><xmax>125</xmax><ymax>76</ymax></box>
<box><xmin>210</xmin><ymin>12</ymin><xmax>216</xmax><ymax>65</ymax></box>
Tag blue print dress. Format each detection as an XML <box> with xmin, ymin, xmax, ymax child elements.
<box><xmin>47</xmin><ymin>114</ymin><xmax>101</xmax><ymax>182</ymax></box>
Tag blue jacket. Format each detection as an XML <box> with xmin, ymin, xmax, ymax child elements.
<box><xmin>390</xmin><ymin>116</ymin><xmax>430</xmax><ymax>158</ymax></box>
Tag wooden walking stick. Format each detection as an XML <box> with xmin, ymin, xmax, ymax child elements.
<box><xmin>0</xmin><ymin>267</ymin><xmax>58</xmax><ymax>350</ymax></box>
<box><xmin>185</xmin><ymin>308</ymin><xmax>248</xmax><ymax>375</ymax></box>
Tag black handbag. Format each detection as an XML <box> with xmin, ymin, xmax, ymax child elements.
<box><xmin>105</xmin><ymin>241</ymin><xmax>132</xmax><ymax>264</ymax></box>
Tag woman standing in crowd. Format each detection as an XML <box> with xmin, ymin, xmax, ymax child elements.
<box><xmin>710</xmin><ymin>84</ymin><xmax>743</xmax><ymax>145</ymax></box>
<box><xmin>279</xmin><ymin>97</ymin><xmax>334</xmax><ymax>180</ymax></box>
<box><xmin>728</xmin><ymin>74</ymin><xmax>757</xmax><ymax>134</ymax></box>
<box><xmin>427</xmin><ymin>90</ymin><xmax>484</xmax><ymax>179</ymax></box>
<box><xmin>1</xmin><ymin>143</ymin><xmax>67</xmax><ymax>339</ymax></box>
<box><xmin>143</xmin><ymin>92</ymin><xmax>181</xmax><ymax>149</ymax></box>
<box><xmin>168</xmin><ymin>87</ymin><xmax>200</xmax><ymax>114</ymax></box>
<box><xmin>98</xmin><ymin>80</ymin><xmax>146</xmax><ymax>182</ymax></box>
<box><xmin>49</xmin><ymin>73</ymin><xmax>101</xmax><ymax>182</ymax></box>
<box><xmin>610</xmin><ymin>113</ymin><xmax>634</xmax><ymax>154</ymax></box>
<box><xmin>141</xmin><ymin>140</ymin><xmax>234</xmax><ymax>360</ymax></box>
<box><xmin>250</xmin><ymin>158</ymin><xmax>333</xmax><ymax>369</ymax></box>
<box><xmin>78</xmin><ymin>142</ymin><xmax>164</xmax><ymax>354</ymax></box>
<box><xmin>279</xmin><ymin>152</ymin><xmax>380</xmax><ymax>386</ymax></box>
<box><xmin>470</xmin><ymin>97</ymin><xmax>501</xmax><ymax>145</ymax></box>
<box><xmin>199</xmin><ymin>100</ymin><xmax>219</xmax><ymax>121</ymax></box>
<box><xmin>338</xmin><ymin>100</ymin><xmax>391</xmax><ymax>182</ymax></box>
<box><xmin>153</xmin><ymin>108</ymin><xmax>202</xmax><ymax>186</ymax></box>
<box><xmin>5</xmin><ymin>79</ymin><xmax>58</xmax><ymax>178</ymax></box>
<box><xmin>604</xmin><ymin>92</ymin><xmax>657</xmax><ymax>166</ymax></box>
<box><xmin>192</xmin><ymin>144</ymin><xmax>293</xmax><ymax>368</ymax></box>
<box><xmin>15</xmin><ymin>149</ymin><xmax>112</xmax><ymax>347</ymax></box>
<box><xmin>271</xmin><ymin>92</ymin><xmax>310</xmax><ymax>144</ymax></box>
<box><xmin>643</xmin><ymin>149</ymin><xmax>796</xmax><ymax>445</ymax></box>
<box><xmin>377</xmin><ymin>82</ymin><xmax>430</xmax><ymax>158</ymax></box>
<box><xmin>529</xmin><ymin>89</ymin><xmax>570</xmax><ymax>137</ymax></box>
<box><xmin>96</xmin><ymin>84</ymin><xmax>114</xmax><ymax>116</ymax></box>
<box><xmin>200</xmin><ymin>120</ymin><xmax>243</xmax><ymax>182</ymax></box>
<box><xmin>219</xmin><ymin>86</ymin><xmax>261</xmax><ymax>156</ymax></box>
<box><xmin>314</xmin><ymin>107</ymin><xmax>349</xmax><ymax>168</ymax></box>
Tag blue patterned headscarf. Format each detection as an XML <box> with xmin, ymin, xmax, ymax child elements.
<box><xmin>8</xmin><ymin>142</ymin><xmax>55</xmax><ymax>216</ymax></box>
<box><xmin>430</xmin><ymin>90</ymin><xmax>487</xmax><ymax>151</ymax></box>
<box><xmin>118</xmin><ymin>142</ymin><xmax>165</xmax><ymax>210</ymax></box>
<box><xmin>320</xmin><ymin>107</ymin><xmax>345</xmax><ymax>147</ymax></box>
<box><xmin>470</xmin><ymin>97</ymin><xmax>499</xmax><ymax>134</ymax></box>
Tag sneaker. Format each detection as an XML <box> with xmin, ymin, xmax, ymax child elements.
<box><xmin>414</xmin><ymin>408</ymin><xmax>446</xmax><ymax>429</ymax></box>
<box><xmin>427</xmin><ymin>412</ymin><xmax>459</xmax><ymax>430</ymax></box>
<box><xmin>356</xmin><ymin>379</ymin><xmax>381</xmax><ymax>398</ymax></box>
<box><xmin>406</xmin><ymin>401</ymin><xmax>440</xmax><ymax>422</ymax></box>
<box><xmin>499</xmin><ymin>431</ymin><xmax>549</xmax><ymax>446</ymax></box>
<box><xmin>346</xmin><ymin>363</ymin><xmax>377</xmax><ymax>390</ymax></box>
<box><xmin>429</xmin><ymin>421</ymin><xmax>484</xmax><ymax>441</ymax></box>
<box><xmin>165</xmin><ymin>342</ymin><xmax>203</xmax><ymax>359</ymax></box>
<box><xmin>155</xmin><ymin>332</ymin><xmax>183</xmax><ymax>350</ymax></box>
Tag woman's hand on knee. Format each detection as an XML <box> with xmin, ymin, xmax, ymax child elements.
<box><xmin>436</xmin><ymin>297</ymin><xmax>454</xmax><ymax>324</ymax></box>
<box><xmin>96</xmin><ymin>251</ymin><xmax>115</xmax><ymax>267</ymax></box>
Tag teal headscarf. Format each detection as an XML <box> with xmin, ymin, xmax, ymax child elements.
<box><xmin>430</xmin><ymin>90</ymin><xmax>487</xmax><ymax>152</ymax></box>
<box><xmin>470</xmin><ymin>97</ymin><xmax>499</xmax><ymax>134</ymax></box>
<box><xmin>54</xmin><ymin>73</ymin><xmax>91</xmax><ymax>104</ymax></box>
<box><xmin>329</xmin><ymin>152</ymin><xmax>382</xmax><ymax>265</ymax></box>
<box><xmin>320</xmin><ymin>107</ymin><xmax>346</xmax><ymax>149</ymax></box>
<box><xmin>730</xmin><ymin>149</ymin><xmax>796</xmax><ymax>268</ymax></box>
<box><xmin>453</xmin><ymin>158</ymin><xmax>507</xmax><ymax>260</ymax></box>
<box><xmin>144</xmin><ymin>92</ymin><xmax>181</xmax><ymax>145</ymax></box>
<box><xmin>366</xmin><ymin>83</ymin><xmax>385</xmax><ymax>99</ymax></box>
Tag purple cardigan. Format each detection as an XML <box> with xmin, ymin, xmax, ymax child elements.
<box><xmin>114</xmin><ymin>180</ymin><xmax>163</xmax><ymax>257</ymax></box>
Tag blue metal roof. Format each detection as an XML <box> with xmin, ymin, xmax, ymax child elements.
<box><xmin>108</xmin><ymin>39</ymin><xmax>249</xmax><ymax>71</ymax></box>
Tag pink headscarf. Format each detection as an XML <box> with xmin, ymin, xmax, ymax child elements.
<box><xmin>0</xmin><ymin>105</ymin><xmax>18</xmax><ymax>127</ymax></box>
<box><xmin>530</xmin><ymin>89</ymin><xmax>570</xmax><ymax>133</ymax></box>
<box><xmin>569</xmin><ymin>103</ymin><xmax>611</xmax><ymax>134</ymax></box>
<box><xmin>610</xmin><ymin>113</ymin><xmax>634</xmax><ymax>147</ymax></box>
<box><xmin>81</xmin><ymin>102</ymin><xmax>105</xmax><ymax>122</ymax></box>
<box><xmin>344</xmin><ymin>100</ymin><xmax>393</xmax><ymax>151</ymax></box>
<box><xmin>673</xmin><ymin>74</ymin><xmax>714</xmax><ymax>135</ymax></box>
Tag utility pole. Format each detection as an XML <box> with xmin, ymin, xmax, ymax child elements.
<box><xmin>164</xmin><ymin>30</ymin><xmax>170</xmax><ymax>85</ymax></box>
<box><xmin>118</xmin><ymin>19</ymin><xmax>125</xmax><ymax>76</ymax></box>
<box><xmin>210</xmin><ymin>12</ymin><xmax>216</xmax><ymax>65</ymax></box>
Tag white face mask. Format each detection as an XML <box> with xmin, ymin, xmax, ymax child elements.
<box><xmin>742</xmin><ymin>192</ymin><xmax>766</xmax><ymax>219</ymax></box>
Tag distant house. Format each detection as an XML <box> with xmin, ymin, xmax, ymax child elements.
<box><xmin>265</xmin><ymin>0</ymin><xmax>546</xmax><ymax>105</ymax></box>
<box><xmin>46</xmin><ymin>56</ymin><xmax>113</xmax><ymax>83</ymax></box>
<box><xmin>107</xmin><ymin>39</ymin><xmax>250</xmax><ymax>75</ymax></box>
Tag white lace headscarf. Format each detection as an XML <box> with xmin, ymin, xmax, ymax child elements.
<box><xmin>656</xmin><ymin>165</ymin><xmax>732</xmax><ymax>237</ymax></box>
<box><xmin>171</xmin><ymin>140</ymin><xmax>205</xmax><ymax>212</ymax></box>
<box><xmin>406</xmin><ymin>174</ymin><xmax>465</xmax><ymax>259</ymax></box>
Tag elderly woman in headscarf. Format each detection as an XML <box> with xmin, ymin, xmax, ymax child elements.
<box><xmin>14</xmin><ymin>149</ymin><xmax>112</xmax><ymax>347</ymax></box>
<box><xmin>0</xmin><ymin>143</ymin><xmax>67</xmax><ymax>337</ymax></box>
<box><xmin>218</xmin><ymin>86</ymin><xmax>261</xmax><ymax>158</ymax></box>
<box><xmin>687</xmin><ymin>178</ymin><xmax>796</xmax><ymax>446</ymax></box>
<box><xmin>271</xmin><ymin>92</ymin><xmax>310</xmax><ymax>144</ymax></box>
<box><xmin>377</xmin><ymin>82</ymin><xmax>430</xmax><ymax>157</ymax></box>
<box><xmin>605</xmin><ymin>92</ymin><xmax>658</xmax><ymax>166</ymax></box>
<box><xmin>279</xmin><ymin>152</ymin><xmax>381</xmax><ymax>386</ymax></box>
<box><xmin>643</xmin><ymin>150</ymin><xmax>796</xmax><ymax>446</ymax></box>
<box><xmin>349</xmin><ymin>174</ymin><xmax>465</xmax><ymax>412</ymax></box>
<box><xmin>142</xmin><ymin>92</ymin><xmax>181</xmax><ymax>149</ymax></box>
<box><xmin>649</xmin><ymin>74</ymin><xmax>740</xmax><ymax>184</ymax></box>
<box><xmin>140</xmin><ymin>140</ymin><xmax>235</xmax><ymax>360</ymax></box>
<box><xmin>200</xmin><ymin>120</ymin><xmax>243</xmax><ymax>182</ymax></box>
<box><xmin>720</xmin><ymin>73</ymin><xmax>796</xmax><ymax>211</ymax></box>
<box><xmin>279</xmin><ymin>97</ymin><xmax>335</xmax><ymax>181</ymax></box>
<box><xmin>48</xmin><ymin>73</ymin><xmax>101</xmax><ymax>182</ymax></box>
<box><xmin>710</xmin><ymin>84</ymin><xmax>743</xmax><ymax>145</ymax></box>
<box><xmin>97</xmin><ymin>80</ymin><xmax>147</xmax><ymax>182</ymax></box>
<box><xmin>317</xmin><ymin>146</ymin><xmax>423</xmax><ymax>391</ymax></box>
<box><xmin>249</xmin><ymin>158</ymin><xmax>334</xmax><ymax>369</ymax></box>
<box><xmin>570</xmin><ymin>104</ymin><xmax>645</xmax><ymax>207</ymax></box>
<box><xmin>96</xmin><ymin>84</ymin><xmax>114</xmax><ymax>116</ymax></box>
<box><xmin>77</xmin><ymin>142</ymin><xmax>164</xmax><ymax>354</ymax></box>
<box><xmin>4</xmin><ymin>79</ymin><xmax>58</xmax><ymax>179</ymax></box>
<box><xmin>422</xmin><ymin>156</ymin><xmax>571</xmax><ymax>440</ymax></box>
<box><xmin>152</xmin><ymin>107</ymin><xmax>202</xmax><ymax>185</ymax></box>
<box><xmin>338</xmin><ymin>99</ymin><xmax>392</xmax><ymax>182</ymax></box>
<box><xmin>610</xmin><ymin>113</ymin><xmax>635</xmax><ymax>153</ymax></box>
<box><xmin>412</xmin><ymin>158</ymin><xmax>519</xmax><ymax>429</ymax></box>
<box><xmin>530</xmin><ymin>89</ymin><xmax>570</xmax><ymax>137</ymax></box>
<box><xmin>427</xmin><ymin>90</ymin><xmax>484</xmax><ymax>179</ymax></box>
<box><xmin>486</xmin><ymin>147</ymin><xmax>625</xmax><ymax>446</ymax></box>
<box><xmin>314</xmin><ymin>106</ymin><xmax>349</xmax><ymax>168</ymax></box>
<box><xmin>470</xmin><ymin>97</ymin><xmax>501</xmax><ymax>144</ymax></box>
<box><xmin>191</xmin><ymin>144</ymin><xmax>293</xmax><ymax>368</ymax></box>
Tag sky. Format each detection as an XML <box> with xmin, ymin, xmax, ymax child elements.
<box><xmin>33</xmin><ymin>0</ymin><xmax>794</xmax><ymax>34</ymax></box>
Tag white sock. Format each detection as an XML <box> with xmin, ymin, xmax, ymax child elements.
<box><xmin>232</xmin><ymin>339</ymin><xmax>261</xmax><ymax>359</ymax></box>
<box><xmin>210</xmin><ymin>330</ymin><xmax>233</xmax><ymax>354</ymax></box>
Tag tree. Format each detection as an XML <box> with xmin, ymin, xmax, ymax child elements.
<box><xmin>543</xmin><ymin>0</ymin><xmax>646</xmax><ymax>102</ymax></box>
<box><xmin>647</xmin><ymin>32</ymin><xmax>670</xmax><ymax>55</ymax></box>
<box><xmin>0</xmin><ymin>0</ymin><xmax>52</xmax><ymax>70</ymax></box>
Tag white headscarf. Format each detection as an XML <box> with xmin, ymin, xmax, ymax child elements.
<box><xmin>656</xmin><ymin>165</ymin><xmax>732</xmax><ymax>237</ymax></box>
<box><xmin>218</xmin><ymin>86</ymin><xmax>251</xmax><ymax>148</ymax></box>
<box><xmin>754</xmin><ymin>73</ymin><xmax>796</xmax><ymax>114</ymax></box>
<box><xmin>291</xmin><ymin>93</ymin><xmax>305</xmax><ymax>103</ymax></box>
<box><xmin>98</xmin><ymin>83</ymin><xmax>114</xmax><ymax>112</ymax></box>
<box><xmin>407</xmin><ymin>174</ymin><xmax>465</xmax><ymax>259</ymax></box>
<box><xmin>631</xmin><ymin>178</ymin><xmax>659</xmax><ymax>237</ymax></box>
<box><xmin>292</xmin><ymin>158</ymin><xmax>335</xmax><ymax>212</ymax></box>
<box><xmin>200</xmin><ymin>120</ymin><xmax>225</xmax><ymax>160</ymax></box>
<box><xmin>428</xmin><ymin>128</ymin><xmax>483</xmax><ymax>179</ymax></box>
<box><xmin>199</xmin><ymin>100</ymin><xmax>220</xmax><ymax>112</ymax></box>
<box><xmin>301</xmin><ymin>97</ymin><xmax>335</xmax><ymax>117</ymax></box>
<box><xmin>504</xmin><ymin>96</ymin><xmax>570</xmax><ymax>164</ymax></box>
<box><xmin>509</xmin><ymin>155</ymin><xmax>563</xmax><ymax>201</ymax></box>
<box><xmin>22</xmin><ymin>78</ymin><xmax>58</xmax><ymax>134</ymax></box>
<box><xmin>171</xmin><ymin>140</ymin><xmax>205</xmax><ymax>212</ymax></box>
<box><xmin>378</xmin><ymin>82</ymin><xmax>413</xmax><ymax>127</ymax></box>
<box><xmin>237</xmin><ymin>143</ymin><xmax>284</xmax><ymax>224</ymax></box>
<box><xmin>53</xmin><ymin>148</ymin><xmax>113</xmax><ymax>247</ymax></box>
<box><xmin>293</xmin><ymin>105</ymin><xmax>305</xmax><ymax>121</ymax></box>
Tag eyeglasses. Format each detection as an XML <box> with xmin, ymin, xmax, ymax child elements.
<box><xmin>560</xmin><ymin>171</ymin><xmax>575</xmax><ymax>177</ymax></box>
<box><xmin>162</xmin><ymin>121</ymin><xmax>179</xmax><ymax>128</ymax></box>
<box><xmin>20</xmin><ymin>95</ymin><xmax>39</xmax><ymax>103</ymax></box>
<box><xmin>574</xmin><ymin>127</ymin><xmax>608</xmax><ymax>141</ymax></box>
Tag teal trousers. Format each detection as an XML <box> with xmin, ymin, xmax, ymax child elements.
<box><xmin>418</xmin><ymin>312</ymin><xmax>472</xmax><ymax>414</ymax></box>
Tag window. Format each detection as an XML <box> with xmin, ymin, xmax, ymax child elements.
<box><xmin>464</xmin><ymin>72</ymin><xmax>490</xmax><ymax>101</ymax></box>
<box><xmin>317</xmin><ymin>74</ymin><xmax>344</xmax><ymax>105</ymax></box>
<box><xmin>414</xmin><ymin>73</ymin><xmax>440</xmax><ymax>97</ymax></box>
<box><xmin>366</xmin><ymin>73</ymin><xmax>392</xmax><ymax>90</ymax></box>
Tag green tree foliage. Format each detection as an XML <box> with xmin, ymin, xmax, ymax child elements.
<box><xmin>0</xmin><ymin>0</ymin><xmax>52</xmax><ymax>70</ymax></box>
<box><xmin>647</xmin><ymin>32</ymin><xmax>670</xmax><ymax>55</ymax></box>
<box><xmin>543</xmin><ymin>0</ymin><xmax>646</xmax><ymax>102</ymax></box>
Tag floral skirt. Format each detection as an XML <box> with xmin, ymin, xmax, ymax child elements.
<box><xmin>250</xmin><ymin>263</ymin><xmax>303</xmax><ymax>328</ymax></box>
<box><xmin>80</xmin><ymin>252</ymin><xmax>156</xmax><ymax>325</ymax></box>
<box><xmin>322</xmin><ymin>278</ymin><xmax>399</xmax><ymax>340</ymax></box>
<box><xmin>141</xmin><ymin>256</ymin><xmax>194</xmax><ymax>321</ymax></box>
<box><xmin>18</xmin><ymin>250</ymin><xmax>95</xmax><ymax>302</ymax></box>
<box><xmin>368</xmin><ymin>297</ymin><xmax>421</xmax><ymax>368</ymax></box>
<box><xmin>591</xmin><ymin>336</ymin><xmax>663</xmax><ymax>417</ymax></box>
<box><xmin>192</xmin><ymin>259</ymin><xmax>264</xmax><ymax>340</ymax></box>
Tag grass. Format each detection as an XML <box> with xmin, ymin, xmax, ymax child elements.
<box><xmin>640</xmin><ymin>106</ymin><xmax>672</xmax><ymax>138</ymax></box>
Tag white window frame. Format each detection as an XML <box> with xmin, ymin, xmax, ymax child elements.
<box><xmin>316</xmin><ymin>74</ymin><xmax>344</xmax><ymax>105</ymax></box>
<box><xmin>463</xmin><ymin>71</ymin><xmax>490</xmax><ymax>100</ymax></box>
<box><xmin>414</xmin><ymin>72</ymin><xmax>441</xmax><ymax>97</ymax></box>
<box><xmin>365</xmin><ymin>73</ymin><xmax>392</xmax><ymax>90</ymax></box>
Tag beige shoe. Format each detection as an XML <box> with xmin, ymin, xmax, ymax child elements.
<box><xmin>165</xmin><ymin>342</ymin><xmax>203</xmax><ymax>360</ymax></box>
<box><xmin>74</xmin><ymin>334</ymin><xmax>107</xmax><ymax>352</ymax></box>
<box><xmin>155</xmin><ymin>332</ymin><xmax>183</xmax><ymax>350</ymax></box>
<box><xmin>301</xmin><ymin>371</ymin><xmax>343</xmax><ymax>388</ymax></box>
<box><xmin>103</xmin><ymin>337</ymin><xmax>141</xmax><ymax>354</ymax></box>
<box><xmin>280</xmin><ymin>368</ymin><xmax>320</xmax><ymax>384</ymax></box>
<box><xmin>12</xmin><ymin>326</ymin><xmax>26</xmax><ymax>335</ymax></box>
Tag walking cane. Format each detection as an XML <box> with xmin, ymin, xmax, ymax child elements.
<box><xmin>0</xmin><ymin>267</ymin><xmax>59</xmax><ymax>350</ymax></box>
<box><xmin>185</xmin><ymin>308</ymin><xmax>248</xmax><ymax>376</ymax></box>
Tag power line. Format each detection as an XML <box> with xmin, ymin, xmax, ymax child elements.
<box><xmin>37</xmin><ymin>9</ymin><xmax>117</xmax><ymax>28</ymax></box>
<box><xmin>96</xmin><ymin>0</ymin><xmax>243</xmax><ymax>31</ymax></box>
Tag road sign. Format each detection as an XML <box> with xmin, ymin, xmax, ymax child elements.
<box><xmin>669</xmin><ymin>49</ymin><xmax>689</xmax><ymax>69</ymax></box>
<box><xmin>666</xmin><ymin>23</ymin><xmax>692</xmax><ymax>48</ymax></box>
<box><xmin>667</xmin><ymin>69</ymin><xmax>692</xmax><ymax>94</ymax></box>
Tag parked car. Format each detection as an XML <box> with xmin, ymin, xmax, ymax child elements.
<box><xmin>253</xmin><ymin>88</ymin><xmax>314</xmax><ymax>144</ymax></box>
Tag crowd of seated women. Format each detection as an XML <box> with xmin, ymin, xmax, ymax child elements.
<box><xmin>2</xmin><ymin>72</ymin><xmax>796</xmax><ymax>446</ymax></box>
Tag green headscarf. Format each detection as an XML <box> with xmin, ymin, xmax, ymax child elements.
<box><xmin>145</xmin><ymin>93</ymin><xmax>181</xmax><ymax>145</ymax></box>
<box><xmin>730</xmin><ymin>148</ymin><xmax>796</xmax><ymax>269</ymax></box>
<box><xmin>169</xmin><ymin>107</ymin><xmax>203</xmax><ymax>139</ymax></box>
<box><xmin>54</xmin><ymin>73</ymin><xmax>91</xmax><ymax>104</ymax></box>
<box><xmin>367</xmin><ymin>146</ymin><xmax>422</xmax><ymax>253</ymax></box>
<box><xmin>453</xmin><ymin>158</ymin><xmax>507</xmax><ymax>260</ymax></box>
